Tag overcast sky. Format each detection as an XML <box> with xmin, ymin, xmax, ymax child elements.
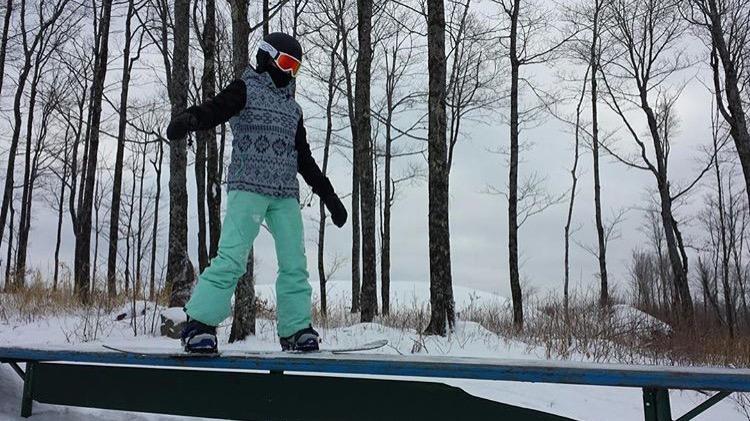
<box><xmin>15</xmin><ymin>4</ymin><xmax>724</xmax><ymax>303</ymax></box>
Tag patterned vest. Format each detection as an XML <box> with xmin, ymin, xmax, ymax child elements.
<box><xmin>227</xmin><ymin>69</ymin><xmax>302</xmax><ymax>198</ymax></box>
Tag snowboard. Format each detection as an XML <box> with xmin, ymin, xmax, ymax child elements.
<box><xmin>102</xmin><ymin>339</ymin><xmax>388</xmax><ymax>358</ymax></box>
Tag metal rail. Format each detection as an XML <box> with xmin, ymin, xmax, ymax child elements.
<box><xmin>2</xmin><ymin>346</ymin><xmax>749</xmax><ymax>420</ymax></box>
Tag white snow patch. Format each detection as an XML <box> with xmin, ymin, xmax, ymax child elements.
<box><xmin>610</xmin><ymin>304</ymin><xmax>671</xmax><ymax>333</ymax></box>
<box><xmin>160</xmin><ymin>307</ymin><xmax>187</xmax><ymax>324</ymax></box>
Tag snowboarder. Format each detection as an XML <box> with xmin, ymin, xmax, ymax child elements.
<box><xmin>166</xmin><ymin>33</ymin><xmax>348</xmax><ymax>353</ymax></box>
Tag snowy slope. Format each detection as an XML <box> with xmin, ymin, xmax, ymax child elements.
<box><xmin>0</xmin><ymin>284</ymin><xmax>746</xmax><ymax>420</ymax></box>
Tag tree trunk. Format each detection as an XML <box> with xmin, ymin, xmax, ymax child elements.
<box><xmin>229</xmin><ymin>254</ymin><xmax>255</xmax><ymax>341</ymax></box>
<box><xmin>703</xmin><ymin>0</ymin><xmax>750</xmax><ymax>222</ymax></box>
<box><xmin>107</xmin><ymin>0</ymin><xmax>136</xmax><ymax>298</ymax></box>
<box><xmin>590</xmin><ymin>3</ymin><xmax>608</xmax><ymax>307</ymax></box>
<box><xmin>262</xmin><ymin>0</ymin><xmax>270</xmax><ymax>35</ymax></box>
<box><xmin>204</xmin><ymin>0</ymin><xmax>221</xmax><ymax>260</ymax></box>
<box><xmin>195</xmin><ymin>76</ymin><xmax>208</xmax><ymax>272</ymax></box>
<box><xmin>15</xmin><ymin>59</ymin><xmax>42</xmax><ymax>288</ymax></box>
<box><xmin>424</xmin><ymin>0</ymin><xmax>454</xmax><ymax>336</ymax></box>
<box><xmin>125</xmin><ymin>172</ymin><xmax>136</xmax><ymax>295</ymax></box>
<box><xmin>355</xmin><ymin>0</ymin><xmax>377</xmax><ymax>323</ymax></box>
<box><xmin>93</xmin><ymin>174</ymin><xmax>103</xmax><ymax>292</ymax></box>
<box><xmin>351</xmin><ymin>160</ymin><xmax>361</xmax><ymax>312</ymax></box>
<box><xmin>149</xmin><ymin>140</ymin><xmax>164</xmax><ymax>301</ymax></box>
<box><xmin>229</xmin><ymin>0</ymin><xmax>249</xmax><ymax>76</ymax></box>
<box><xmin>381</xmin><ymin>124</ymin><xmax>392</xmax><ymax>316</ymax></box>
<box><xmin>714</xmin><ymin>130</ymin><xmax>734</xmax><ymax>338</ymax></box>
<box><xmin>228</xmin><ymin>0</ymin><xmax>255</xmax><ymax>339</ymax></box>
<box><xmin>75</xmin><ymin>0</ymin><xmax>114</xmax><ymax>303</ymax></box>
<box><xmin>564</xmin><ymin>72</ymin><xmax>587</xmax><ymax>311</ymax></box>
<box><xmin>639</xmin><ymin>91</ymin><xmax>694</xmax><ymax>321</ymax></box>
<box><xmin>166</xmin><ymin>0</ymin><xmax>196</xmax><ymax>308</ymax></box>
<box><xmin>4</xmin><ymin>200</ymin><xmax>12</xmax><ymax>291</ymax></box>
<box><xmin>338</xmin><ymin>29</ymin><xmax>361</xmax><ymax>313</ymax></box>
<box><xmin>0</xmin><ymin>0</ymin><xmax>12</xmax><ymax>97</ymax></box>
<box><xmin>0</xmin><ymin>0</ymin><xmax>32</xmax><ymax>275</ymax></box>
<box><xmin>136</xmin><ymin>143</ymin><xmax>147</xmax><ymax>295</ymax></box>
<box><xmin>53</xmin><ymin>132</ymin><xmax>69</xmax><ymax>291</ymax></box>
<box><xmin>507</xmin><ymin>0</ymin><xmax>523</xmax><ymax>330</ymax></box>
<box><xmin>317</xmin><ymin>41</ymin><xmax>338</xmax><ymax>318</ymax></box>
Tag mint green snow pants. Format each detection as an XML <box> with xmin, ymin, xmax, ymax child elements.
<box><xmin>184</xmin><ymin>190</ymin><xmax>312</xmax><ymax>338</ymax></box>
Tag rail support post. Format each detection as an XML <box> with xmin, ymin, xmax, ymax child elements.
<box><xmin>21</xmin><ymin>362</ymin><xmax>36</xmax><ymax>418</ymax></box>
<box><xmin>643</xmin><ymin>387</ymin><xmax>672</xmax><ymax>421</ymax></box>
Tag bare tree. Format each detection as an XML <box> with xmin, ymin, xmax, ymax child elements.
<box><xmin>686</xmin><ymin>0</ymin><xmax>750</xmax><ymax>213</ymax></box>
<box><xmin>165</xmin><ymin>0</ymin><xmax>196</xmax><ymax>308</ymax></box>
<box><xmin>16</xmin><ymin>18</ymin><xmax>71</xmax><ymax>287</ymax></box>
<box><xmin>107</xmin><ymin>0</ymin><xmax>146</xmax><ymax>298</ymax></box>
<box><xmin>227</xmin><ymin>0</ymin><xmax>255</xmax><ymax>343</ymax></box>
<box><xmin>589</xmin><ymin>0</ymin><xmax>609</xmax><ymax>306</ymax></box>
<box><xmin>0</xmin><ymin>0</ymin><xmax>71</xmax><ymax>285</ymax></box>
<box><xmin>194</xmin><ymin>0</ymin><xmax>220</xmax><ymax>266</ymax></box>
<box><xmin>422</xmin><ymin>0</ymin><xmax>454</xmax><ymax>336</ymax></box>
<box><xmin>563</xmin><ymin>69</ymin><xmax>588</xmax><ymax>310</ymax></box>
<box><xmin>492</xmin><ymin>0</ymin><xmax>569</xmax><ymax>329</ymax></box>
<box><xmin>372</xmin><ymin>2</ymin><xmax>427</xmax><ymax>316</ymax></box>
<box><xmin>50</xmin><ymin>121</ymin><xmax>71</xmax><ymax>290</ymax></box>
<box><xmin>53</xmin><ymin>36</ymin><xmax>94</xmax><ymax>294</ymax></box>
<box><xmin>355</xmin><ymin>0</ymin><xmax>378</xmax><ymax>322</ymax></box>
<box><xmin>601</xmin><ymin>0</ymin><xmax>704</xmax><ymax>322</ymax></box>
<box><xmin>301</xmin><ymin>0</ymin><xmax>345</xmax><ymax>316</ymax></box>
<box><xmin>697</xmin><ymin>105</ymin><xmax>746</xmax><ymax>337</ymax></box>
<box><xmin>148</xmin><ymin>114</ymin><xmax>166</xmax><ymax>301</ymax></box>
<box><xmin>0</xmin><ymin>0</ymin><xmax>13</xmax><ymax>96</ymax></box>
<box><xmin>564</xmin><ymin>0</ymin><xmax>611</xmax><ymax>305</ymax></box>
<box><xmin>75</xmin><ymin>0</ymin><xmax>115</xmax><ymax>303</ymax></box>
<box><xmin>324</xmin><ymin>0</ymin><xmax>362</xmax><ymax>313</ymax></box>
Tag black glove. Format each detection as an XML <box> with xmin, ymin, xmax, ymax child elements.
<box><xmin>324</xmin><ymin>194</ymin><xmax>347</xmax><ymax>228</ymax></box>
<box><xmin>166</xmin><ymin>111</ymin><xmax>198</xmax><ymax>141</ymax></box>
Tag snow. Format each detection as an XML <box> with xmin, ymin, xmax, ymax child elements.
<box><xmin>159</xmin><ymin>306</ymin><xmax>187</xmax><ymax>323</ymax></box>
<box><xmin>0</xmin><ymin>283</ymin><xmax>746</xmax><ymax>420</ymax></box>
<box><xmin>610</xmin><ymin>304</ymin><xmax>672</xmax><ymax>334</ymax></box>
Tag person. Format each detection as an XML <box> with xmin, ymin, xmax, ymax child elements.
<box><xmin>166</xmin><ymin>32</ymin><xmax>348</xmax><ymax>353</ymax></box>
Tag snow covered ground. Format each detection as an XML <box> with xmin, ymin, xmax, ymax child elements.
<box><xmin>0</xmin><ymin>282</ymin><xmax>747</xmax><ymax>420</ymax></box>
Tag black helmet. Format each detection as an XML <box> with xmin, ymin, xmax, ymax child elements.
<box><xmin>256</xmin><ymin>32</ymin><xmax>302</xmax><ymax>87</ymax></box>
<box><xmin>261</xmin><ymin>32</ymin><xmax>302</xmax><ymax>61</ymax></box>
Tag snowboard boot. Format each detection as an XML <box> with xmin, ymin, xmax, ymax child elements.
<box><xmin>280</xmin><ymin>325</ymin><xmax>320</xmax><ymax>352</ymax></box>
<box><xmin>181</xmin><ymin>317</ymin><xmax>218</xmax><ymax>354</ymax></box>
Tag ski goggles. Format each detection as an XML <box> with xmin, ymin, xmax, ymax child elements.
<box><xmin>258</xmin><ymin>41</ymin><xmax>302</xmax><ymax>77</ymax></box>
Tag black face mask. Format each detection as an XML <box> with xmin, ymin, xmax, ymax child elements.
<box><xmin>268</xmin><ymin>66</ymin><xmax>293</xmax><ymax>88</ymax></box>
<box><xmin>256</xmin><ymin>52</ymin><xmax>292</xmax><ymax>88</ymax></box>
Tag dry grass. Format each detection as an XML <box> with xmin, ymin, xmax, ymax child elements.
<box><xmin>4</xmin><ymin>277</ymin><xmax>750</xmax><ymax>418</ymax></box>
<box><xmin>1</xmin><ymin>271</ymin><xmax>159</xmax><ymax>342</ymax></box>
<box><xmin>4</xmin><ymin>275</ymin><xmax>750</xmax><ymax>369</ymax></box>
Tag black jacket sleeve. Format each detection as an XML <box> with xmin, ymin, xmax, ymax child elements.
<box><xmin>296</xmin><ymin>117</ymin><xmax>335</xmax><ymax>198</ymax></box>
<box><xmin>186</xmin><ymin>79</ymin><xmax>247</xmax><ymax>130</ymax></box>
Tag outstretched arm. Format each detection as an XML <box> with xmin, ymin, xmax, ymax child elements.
<box><xmin>167</xmin><ymin>80</ymin><xmax>246</xmax><ymax>140</ymax></box>
<box><xmin>186</xmin><ymin>79</ymin><xmax>247</xmax><ymax>130</ymax></box>
<box><xmin>295</xmin><ymin>117</ymin><xmax>348</xmax><ymax>227</ymax></box>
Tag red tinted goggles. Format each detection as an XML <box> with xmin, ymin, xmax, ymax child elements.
<box><xmin>259</xmin><ymin>41</ymin><xmax>302</xmax><ymax>77</ymax></box>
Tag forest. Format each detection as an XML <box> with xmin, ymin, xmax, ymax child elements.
<box><xmin>0</xmin><ymin>0</ymin><xmax>749</xmax><ymax>362</ymax></box>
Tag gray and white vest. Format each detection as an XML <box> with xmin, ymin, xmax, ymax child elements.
<box><xmin>227</xmin><ymin>69</ymin><xmax>302</xmax><ymax>198</ymax></box>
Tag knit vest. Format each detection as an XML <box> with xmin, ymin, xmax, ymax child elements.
<box><xmin>227</xmin><ymin>69</ymin><xmax>302</xmax><ymax>198</ymax></box>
